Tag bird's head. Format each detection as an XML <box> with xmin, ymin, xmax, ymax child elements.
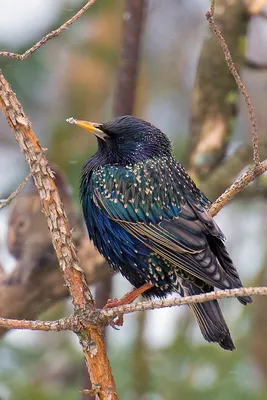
<box><xmin>67</xmin><ymin>115</ymin><xmax>172</xmax><ymax>164</ymax></box>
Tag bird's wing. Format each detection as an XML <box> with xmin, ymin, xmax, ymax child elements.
<box><xmin>90</xmin><ymin>158</ymin><xmax>235</xmax><ymax>289</ymax></box>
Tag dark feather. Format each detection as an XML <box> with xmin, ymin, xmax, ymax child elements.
<box><xmin>79</xmin><ymin>115</ymin><xmax>252</xmax><ymax>350</ymax></box>
<box><xmin>179</xmin><ymin>280</ymin><xmax>235</xmax><ymax>351</ymax></box>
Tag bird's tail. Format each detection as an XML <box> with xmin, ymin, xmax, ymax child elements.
<box><xmin>207</xmin><ymin>235</ymin><xmax>252</xmax><ymax>306</ymax></box>
<box><xmin>181</xmin><ymin>281</ymin><xmax>236</xmax><ymax>351</ymax></box>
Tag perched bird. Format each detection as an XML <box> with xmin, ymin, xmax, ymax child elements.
<box><xmin>67</xmin><ymin>115</ymin><xmax>252</xmax><ymax>350</ymax></box>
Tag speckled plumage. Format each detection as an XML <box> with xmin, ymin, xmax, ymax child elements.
<box><xmin>79</xmin><ymin>115</ymin><xmax>252</xmax><ymax>351</ymax></box>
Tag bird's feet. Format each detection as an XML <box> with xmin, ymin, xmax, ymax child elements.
<box><xmin>103</xmin><ymin>282</ymin><xmax>153</xmax><ymax>328</ymax></box>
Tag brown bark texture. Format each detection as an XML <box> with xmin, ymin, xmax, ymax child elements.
<box><xmin>0</xmin><ymin>69</ymin><xmax>117</xmax><ymax>400</ymax></box>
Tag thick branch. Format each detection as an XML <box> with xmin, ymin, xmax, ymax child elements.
<box><xmin>0</xmin><ymin>70</ymin><xmax>116</xmax><ymax>400</ymax></box>
<box><xmin>0</xmin><ymin>70</ymin><xmax>93</xmax><ymax>307</ymax></box>
<box><xmin>0</xmin><ymin>167</ymin><xmax>110</xmax><ymax>337</ymax></box>
<box><xmin>113</xmin><ymin>0</ymin><xmax>147</xmax><ymax>116</ymax></box>
<box><xmin>0</xmin><ymin>0</ymin><xmax>98</xmax><ymax>61</ymax></box>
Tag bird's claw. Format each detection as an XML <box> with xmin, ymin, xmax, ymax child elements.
<box><xmin>103</xmin><ymin>298</ymin><xmax>124</xmax><ymax>328</ymax></box>
<box><xmin>103</xmin><ymin>297</ymin><xmax>120</xmax><ymax>309</ymax></box>
<box><xmin>109</xmin><ymin>314</ymin><xmax>124</xmax><ymax>330</ymax></box>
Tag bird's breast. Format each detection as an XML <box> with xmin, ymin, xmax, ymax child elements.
<box><xmin>83</xmin><ymin>195</ymin><xmax>147</xmax><ymax>270</ymax></box>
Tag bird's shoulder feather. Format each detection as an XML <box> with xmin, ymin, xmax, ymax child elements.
<box><xmin>90</xmin><ymin>157</ymin><xmax>240</xmax><ymax>289</ymax></box>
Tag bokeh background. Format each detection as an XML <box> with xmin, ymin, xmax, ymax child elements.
<box><xmin>1</xmin><ymin>0</ymin><xmax>267</xmax><ymax>399</ymax></box>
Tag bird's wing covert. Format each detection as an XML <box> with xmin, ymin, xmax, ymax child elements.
<box><xmin>91</xmin><ymin>157</ymin><xmax>230</xmax><ymax>288</ymax></box>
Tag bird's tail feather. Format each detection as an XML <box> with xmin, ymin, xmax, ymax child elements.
<box><xmin>181</xmin><ymin>282</ymin><xmax>235</xmax><ymax>351</ymax></box>
<box><xmin>207</xmin><ymin>235</ymin><xmax>252</xmax><ymax>306</ymax></box>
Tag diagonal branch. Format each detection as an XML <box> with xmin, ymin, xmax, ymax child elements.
<box><xmin>0</xmin><ymin>70</ymin><xmax>117</xmax><ymax>400</ymax></box>
<box><xmin>209</xmin><ymin>158</ymin><xmax>267</xmax><ymax>216</ymax></box>
<box><xmin>0</xmin><ymin>0</ymin><xmax>98</xmax><ymax>61</ymax></box>
<box><xmin>0</xmin><ymin>173</ymin><xmax>31</xmax><ymax>210</ymax></box>
<box><xmin>206</xmin><ymin>1</ymin><xmax>260</xmax><ymax>165</ymax></box>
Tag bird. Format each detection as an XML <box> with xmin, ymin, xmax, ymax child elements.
<box><xmin>67</xmin><ymin>115</ymin><xmax>252</xmax><ymax>351</ymax></box>
<box><xmin>6</xmin><ymin>166</ymin><xmax>83</xmax><ymax>284</ymax></box>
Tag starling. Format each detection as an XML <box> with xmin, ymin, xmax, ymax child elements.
<box><xmin>67</xmin><ymin>115</ymin><xmax>252</xmax><ymax>351</ymax></box>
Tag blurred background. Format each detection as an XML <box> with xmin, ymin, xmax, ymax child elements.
<box><xmin>1</xmin><ymin>0</ymin><xmax>267</xmax><ymax>399</ymax></box>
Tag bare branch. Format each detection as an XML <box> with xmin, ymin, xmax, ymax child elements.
<box><xmin>206</xmin><ymin>2</ymin><xmax>260</xmax><ymax>165</ymax></box>
<box><xmin>2</xmin><ymin>286</ymin><xmax>267</xmax><ymax>333</ymax></box>
<box><xmin>0</xmin><ymin>0</ymin><xmax>98</xmax><ymax>61</ymax></box>
<box><xmin>209</xmin><ymin>158</ymin><xmax>267</xmax><ymax>216</ymax></box>
<box><xmin>0</xmin><ymin>173</ymin><xmax>31</xmax><ymax>210</ymax></box>
<box><xmin>0</xmin><ymin>70</ymin><xmax>117</xmax><ymax>399</ymax></box>
<box><xmin>210</xmin><ymin>0</ymin><xmax>216</xmax><ymax>15</ymax></box>
<box><xmin>101</xmin><ymin>286</ymin><xmax>267</xmax><ymax>319</ymax></box>
<box><xmin>0</xmin><ymin>315</ymin><xmax>77</xmax><ymax>332</ymax></box>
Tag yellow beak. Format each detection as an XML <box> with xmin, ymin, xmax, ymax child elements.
<box><xmin>66</xmin><ymin>117</ymin><xmax>107</xmax><ymax>140</ymax></box>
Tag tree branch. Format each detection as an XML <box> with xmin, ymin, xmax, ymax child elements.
<box><xmin>113</xmin><ymin>0</ymin><xmax>147</xmax><ymax>116</ymax></box>
<box><xmin>0</xmin><ymin>1</ymin><xmax>264</xmax><ymax>397</ymax></box>
<box><xmin>1</xmin><ymin>286</ymin><xmax>267</xmax><ymax>333</ymax></box>
<box><xmin>0</xmin><ymin>315</ymin><xmax>78</xmax><ymax>332</ymax></box>
<box><xmin>101</xmin><ymin>286</ymin><xmax>267</xmax><ymax>319</ymax></box>
<box><xmin>0</xmin><ymin>173</ymin><xmax>31</xmax><ymax>210</ymax></box>
<box><xmin>209</xmin><ymin>158</ymin><xmax>267</xmax><ymax>216</ymax></box>
<box><xmin>0</xmin><ymin>0</ymin><xmax>98</xmax><ymax>61</ymax></box>
<box><xmin>206</xmin><ymin>1</ymin><xmax>260</xmax><ymax>165</ymax></box>
<box><xmin>0</xmin><ymin>70</ymin><xmax>117</xmax><ymax>399</ymax></box>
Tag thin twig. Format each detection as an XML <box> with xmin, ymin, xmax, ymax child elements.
<box><xmin>206</xmin><ymin>2</ymin><xmax>260</xmax><ymax>165</ymax></box>
<box><xmin>209</xmin><ymin>159</ymin><xmax>267</xmax><ymax>216</ymax></box>
<box><xmin>210</xmin><ymin>0</ymin><xmax>215</xmax><ymax>15</ymax></box>
<box><xmin>0</xmin><ymin>173</ymin><xmax>31</xmax><ymax>210</ymax></box>
<box><xmin>0</xmin><ymin>0</ymin><xmax>98</xmax><ymax>61</ymax></box>
<box><xmin>101</xmin><ymin>286</ymin><xmax>267</xmax><ymax>319</ymax></box>
<box><xmin>0</xmin><ymin>315</ymin><xmax>77</xmax><ymax>331</ymax></box>
<box><xmin>1</xmin><ymin>286</ymin><xmax>267</xmax><ymax>332</ymax></box>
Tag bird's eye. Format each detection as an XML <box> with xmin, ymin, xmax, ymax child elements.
<box><xmin>117</xmin><ymin>136</ymin><xmax>125</xmax><ymax>143</ymax></box>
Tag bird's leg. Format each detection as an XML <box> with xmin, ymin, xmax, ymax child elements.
<box><xmin>104</xmin><ymin>282</ymin><xmax>153</xmax><ymax>327</ymax></box>
<box><xmin>104</xmin><ymin>282</ymin><xmax>153</xmax><ymax>309</ymax></box>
